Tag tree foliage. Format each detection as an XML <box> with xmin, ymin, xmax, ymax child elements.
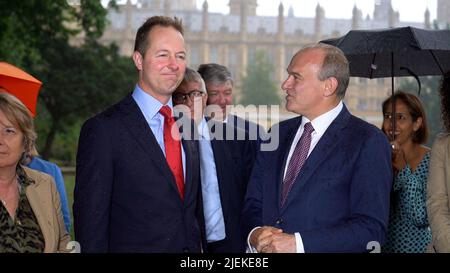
<box><xmin>240</xmin><ymin>51</ymin><xmax>281</xmax><ymax>106</ymax></box>
<box><xmin>0</xmin><ymin>1</ymin><xmax>136</xmax><ymax>161</ymax></box>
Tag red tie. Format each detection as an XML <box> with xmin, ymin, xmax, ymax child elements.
<box><xmin>159</xmin><ymin>105</ymin><xmax>184</xmax><ymax>199</ymax></box>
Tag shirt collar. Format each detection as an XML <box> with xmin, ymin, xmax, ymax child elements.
<box><xmin>303</xmin><ymin>101</ymin><xmax>343</xmax><ymax>136</ymax></box>
<box><xmin>197</xmin><ymin>117</ymin><xmax>210</xmax><ymax>140</ymax></box>
<box><xmin>132</xmin><ymin>84</ymin><xmax>173</xmax><ymax>121</ymax></box>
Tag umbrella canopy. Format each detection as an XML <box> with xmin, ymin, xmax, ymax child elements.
<box><xmin>321</xmin><ymin>26</ymin><xmax>450</xmax><ymax>79</ymax></box>
<box><xmin>320</xmin><ymin>26</ymin><xmax>450</xmax><ymax>142</ymax></box>
<box><xmin>0</xmin><ymin>62</ymin><xmax>42</xmax><ymax>117</ymax></box>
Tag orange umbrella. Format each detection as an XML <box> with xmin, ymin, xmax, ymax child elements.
<box><xmin>0</xmin><ymin>62</ymin><xmax>42</xmax><ymax>117</ymax></box>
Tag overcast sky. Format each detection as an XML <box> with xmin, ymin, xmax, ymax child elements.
<box><xmin>197</xmin><ymin>0</ymin><xmax>437</xmax><ymax>23</ymax></box>
<box><xmin>105</xmin><ymin>0</ymin><xmax>437</xmax><ymax>23</ymax></box>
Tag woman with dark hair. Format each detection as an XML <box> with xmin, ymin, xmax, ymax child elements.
<box><xmin>381</xmin><ymin>91</ymin><xmax>431</xmax><ymax>253</ymax></box>
<box><xmin>427</xmin><ymin>71</ymin><xmax>450</xmax><ymax>252</ymax></box>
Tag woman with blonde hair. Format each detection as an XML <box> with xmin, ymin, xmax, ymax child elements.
<box><xmin>0</xmin><ymin>91</ymin><xmax>70</xmax><ymax>252</ymax></box>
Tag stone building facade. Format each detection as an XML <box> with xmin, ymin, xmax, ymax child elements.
<box><xmin>99</xmin><ymin>0</ymin><xmax>434</xmax><ymax>125</ymax></box>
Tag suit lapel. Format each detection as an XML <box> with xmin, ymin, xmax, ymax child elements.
<box><xmin>210</xmin><ymin>136</ymin><xmax>231</xmax><ymax>220</ymax></box>
<box><xmin>182</xmin><ymin>138</ymin><xmax>198</xmax><ymax>204</ymax></box>
<box><xmin>25</xmin><ymin>181</ymin><xmax>54</xmax><ymax>252</ymax></box>
<box><xmin>281</xmin><ymin>106</ymin><xmax>351</xmax><ymax>210</ymax></box>
<box><xmin>118</xmin><ymin>94</ymin><xmax>183</xmax><ymax>203</ymax></box>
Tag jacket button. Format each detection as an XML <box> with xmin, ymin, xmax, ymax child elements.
<box><xmin>183</xmin><ymin>247</ymin><xmax>190</xmax><ymax>253</ymax></box>
<box><xmin>276</xmin><ymin>218</ymin><xmax>283</xmax><ymax>225</ymax></box>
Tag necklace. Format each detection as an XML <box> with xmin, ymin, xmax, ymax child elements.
<box><xmin>0</xmin><ymin>174</ymin><xmax>18</xmax><ymax>207</ymax></box>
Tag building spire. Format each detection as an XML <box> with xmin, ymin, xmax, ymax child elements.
<box><xmin>352</xmin><ymin>4</ymin><xmax>362</xmax><ymax>29</ymax></box>
<box><xmin>277</xmin><ymin>1</ymin><xmax>285</xmax><ymax>40</ymax></box>
<box><xmin>424</xmin><ymin>7</ymin><xmax>431</xmax><ymax>29</ymax></box>
<box><xmin>315</xmin><ymin>3</ymin><xmax>325</xmax><ymax>40</ymax></box>
<box><xmin>288</xmin><ymin>5</ymin><xmax>294</xmax><ymax>17</ymax></box>
<box><xmin>278</xmin><ymin>1</ymin><xmax>284</xmax><ymax>17</ymax></box>
<box><xmin>164</xmin><ymin>0</ymin><xmax>171</xmax><ymax>16</ymax></box>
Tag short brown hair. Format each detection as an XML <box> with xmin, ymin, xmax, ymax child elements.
<box><xmin>382</xmin><ymin>90</ymin><xmax>429</xmax><ymax>144</ymax></box>
<box><xmin>0</xmin><ymin>92</ymin><xmax>37</xmax><ymax>163</ymax></box>
<box><xmin>134</xmin><ymin>16</ymin><xmax>184</xmax><ymax>56</ymax></box>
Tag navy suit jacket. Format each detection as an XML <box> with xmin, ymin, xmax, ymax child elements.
<box><xmin>243</xmin><ymin>105</ymin><xmax>392</xmax><ymax>252</ymax></box>
<box><xmin>204</xmin><ymin>120</ymin><xmax>256</xmax><ymax>252</ymax></box>
<box><xmin>74</xmin><ymin>94</ymin><xmax>204</xmax><ymax>253</ymax></box>
<box><xmin>228</xmin><ymin>114</ymin><xmax>266</xmax><ymax>151</ymax></box>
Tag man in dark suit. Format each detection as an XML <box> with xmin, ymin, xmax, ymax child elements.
<box><xmin>74</xmin><ymin>16</ymin><xmax>204</xmax><ymax>253</ymax></box>
<box><xmin>243</xmin><ymin>43</ymin><xmax>392</xmax><ymax>253</ymax></box>
<box><xmin>172</xmin><ymin>68</ymin><xmax>255</xmax><ymax>253</ymax></box>
<box><xmin>197</xmin><ymin>63</ymin><xmax>265</xmax><ymax>148</ymax></box>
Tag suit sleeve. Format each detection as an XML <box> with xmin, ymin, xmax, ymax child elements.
<box><xmin>242</xmin><ymin>145</ymin><xmax>268</xmax><ymax>238</ymax></box>
<box><xmin>300</xmin><ymin>131</ymin><xmax>392</xmax><ymax>252</ymax></box>
<box><xmin>74</xmin><ymin>117</ymin><xmax>114</xmax><ymax>253</ymax></box>
<box><xmin>51</xmin><ymin>165</ymin><xmax>71</xmax><ymax>233</ymax></box>
<box><xmin>427</xmin><ymin>136</ymin><xmax>450</xmax><ymax>252</ymax></box>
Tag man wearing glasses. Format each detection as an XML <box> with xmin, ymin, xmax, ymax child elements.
<box><xmin>173</xmin><ymin>68</ymin><xmax>256</xmax><ymax>253</ymax></box>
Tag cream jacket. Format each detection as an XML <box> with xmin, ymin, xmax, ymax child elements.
<box><xmin>427</xmin><ymin>134</ymin><xmax>450</xmax><ymax>252</ymax></box>
<box><xmin>23</xmin><ymin>166</ymin><xmax>71</xmax><ymax>253</ymax></box>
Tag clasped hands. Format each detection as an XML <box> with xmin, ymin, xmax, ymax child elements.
<box><xmin>249</xmin><ymin>226</ymin><xmax>296</xmax><ymax>253</ymax></box>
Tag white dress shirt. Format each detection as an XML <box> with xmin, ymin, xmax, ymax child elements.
<box><xmin>132</xmin><ymin>85</ymin><xmax>186</xmax><ymax>178</ymax></box>
<box><xmin>248</xmin><ymin>101</ymin><xmax>344</xmax><ymax>253</ymax></box>
<box><xmin>198</xmin><ymin>118</ymin><xmax>226</xmax><ymax>242</ymax></box>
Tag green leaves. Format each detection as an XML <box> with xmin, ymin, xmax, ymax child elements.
<box><xmin>0</xmin><ymin>0</ymin><xmax>135</xmax><ymax>160</ymax></box>
<box><xmin>240</xmin><ymin>51</ymin><xmax>281</xmax><ymax>106</ymax></box>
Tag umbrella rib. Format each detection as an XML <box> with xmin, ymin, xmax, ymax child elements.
<box><xmin>369</xmin><ymin>53</ymin><xmax>377</xmax><ymax>79</ymax></box>
<box><xmin>391</xmin><ymin>52</ymin><xmax>396</xmax><ymax>142</ymax></box>
<box><xmin>429</xmin><ymin>50</ymin><xmax>444</xmax><ymax>74</ymax></box>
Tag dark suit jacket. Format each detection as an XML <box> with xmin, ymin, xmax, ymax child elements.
<box><xmin>74</xmin><ymin>93</ymin><xmax>204</xmax><ymax>253</ymax></box>
<box><xmin>203</xmin><ymin>120</ymin><xmax>256</xmax><ymax>253</ymax></box>
<box><xmin>228</xmin><ymin>114</ymin><xmax>265</xmax><ymax>152</ymax></box>
<box><xmin>243</xmin><ymin>105</ymin><xmax>392</xmax><ymax>252</ymax></box>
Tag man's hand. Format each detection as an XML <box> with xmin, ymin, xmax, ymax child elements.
<box><xmin>249</xmin><ymin>226</ymin><xmax>282</xmax><ymax>253</ymax></box>
<box><xmin>264</xmin><ymin>232</ymin><xmax>296</xmax><ymax>253</ymax></box>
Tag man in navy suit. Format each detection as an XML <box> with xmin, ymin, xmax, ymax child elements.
<box><xmin>243</xmin><ymin>43</ymin><xmax>392</xmax><ymax>253</ymax></box>
<box><xmin>74</xmin><ymin>16</ymin><xmax>204</xmax><ymax>252</ymax></box>
<box><xmin>197</xmin><ymin>63</ymin><xmax>265</xmax><ymax>147</ymax></box>
<box><xmin>173</xmin><ymin>68</ymin><xmax>255</xmax><ymax>252</ymax></box>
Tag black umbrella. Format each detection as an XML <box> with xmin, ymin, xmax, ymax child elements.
<box><xmin>321</xmin><ymin>26</ymin><xmax>450</xmax><ymax>141</ymax></box>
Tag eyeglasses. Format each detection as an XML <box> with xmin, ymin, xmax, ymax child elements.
<box><xmin>173</xmin><ymin>90</ymin><xmax>205</xmax><ymax>103</ymax></box>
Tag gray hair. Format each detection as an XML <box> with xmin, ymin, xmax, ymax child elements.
<box><xmin>296</xmin><ymin>43</ymin><xmax>350</xmax><ymax>99</ymax></box>
<box><xmin>197</xmin><ymin>63</ymin><xmax>233</xmax><ymax>86</ymax></box>
<box><xmin>182</xmin><ymin>67</ymin><xmax>206</xmax><ymax>92</ymax></box>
